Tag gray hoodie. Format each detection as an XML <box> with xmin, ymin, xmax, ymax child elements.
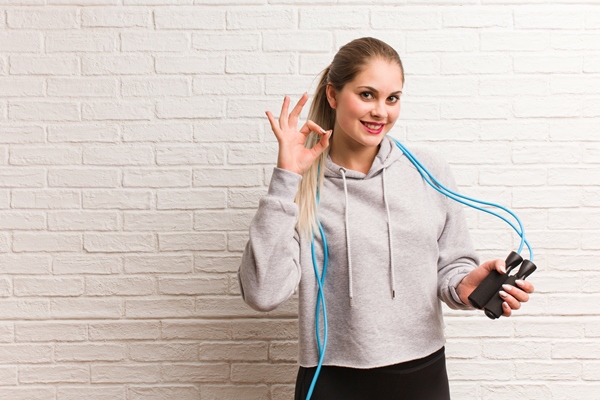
<box><xmin>239</xmin><ymin>136</ymin><xmax>479</xmax><ymax>368</ymax></box>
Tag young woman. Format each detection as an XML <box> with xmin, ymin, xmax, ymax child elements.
<box><xmin>238</xmin><ymin>37</ymin><xmax>534</xmax><ymax>399</ymax></box>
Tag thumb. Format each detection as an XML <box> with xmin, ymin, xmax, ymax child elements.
<box><xmin>481</xmin><ymin>259</ymin><xmax>507</xmax><ymax>274</ymax></box>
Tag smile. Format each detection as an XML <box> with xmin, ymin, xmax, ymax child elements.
<box><xmin>361</xmin><ymin>121</ymin><xmax>385</xmax><ymax>134</ymax></box>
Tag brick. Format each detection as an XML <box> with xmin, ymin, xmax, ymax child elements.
<box><xmin>13</xmin><ymin>233</ymin><xmax>81</xmax><ymax>252</ymax></box>
<box><xmin>84</xmin><ymin>233</ymin><xmax>154</xmax><ymax>253</ymax></box>
<box><xmin>228</xmin><ymin>143</ymin><xmax>279</xmax><ymax>165</ymax></box>
<box><xmin>300</xmin><ymin>53</ymin><xmax>335</xmax><ymax>75</ymax></box>
<box><xmin>228</xmin><ymin>188</ymin><xmax>265</xmax><ymax>209</ymax></box>
<box><xmin>56</xmin><ymin>343</ymin><xmax>126</xmax><ymax>362</ymax></box>
<box><xmin>198</xmin><ymin>341</ymin><xmax>267</xmax><ymax>362</ymax></box>
<box><xmin>8</xmin><ymin>8</ymin><xmax>78</xmax><ymax>29</ymax></box>
<box><xmin>83</xmin><ymin>190</ymin><xmax>150</xmax><ymax>210</ymax></box>
<box><xmin>161</xmin><ymin>320</ymin><xmax>232</xmax><ymax>340</ymax></box>
<box><xmin>155</xmin><ymin>55</ymin><xmax>224</xmax><ymax>74</ymax></box>
<box><xmin>15</xmin><ymin>322</ymin><xmax>86</xmax><ymax>342</ymax></box>
<box><xmin>157</xmin><ymin>189</ymin><xmax>225</xmax><ymax>210</ymax></box>
<box><xmin>407</xmin><ymin>32</ymin><xmax>478</xmax><ymax>53</ymax></box>
<box><xmin>92</xmin><ymin>364</ymin><xmax>160</xmax><ymax>383</ymax></box>
<box><xmin>549</xmin><ymin>209</ymin><xmax>600</xmax><ymax>230</ymax></box>
<box><xmin>158</xmin><ymin>233</ymin><xmax>226</xmax><ymax>251</ymax></box>
<box><xmin>515</xmin><ymin>7</ymin><xmax>585</xmax><ymax>29</ymax></box>
<box><xmin>84</xmin><ymin>145</ymin><xmax>153</xmax><ymax>165</ymax></box>
<box><xmin>123</xmin><ymin>169</ymin><xmax>192</xmax><ymax>188</ymax></box>
<box><xmin>57</xmin><ymin>387</ymin><xmax>126</xmax><ymax>400</ymax></box>
<box><xmin>0</xmin><ymin>388</ymin><xmax>55</xmax><ymax>400</ymax></box>
<box><xmin>514</xmin><ymin>97</ymin><xmax>581</xmax><ymax>118</ymax></box>
<box><xmin>481</xmin><ymin>384</ymin><xmax>552</xmax><ymax>399</ymax></box>
<box><xmin>269</xmin><ymin>341</ymin><xmax>298</xmax><ymax>362</ymax></box>
<box><xmin>0</xmin><ymin>32</ymin><xmax>41</xmax><ymax>52</ymax></box>
<box><xmin>441</xmin><ymin>100</ymin><xmax>510</xmax><ymax>120</ymax></box>
<box><xmin>0</xmin><ymin>77</ymin><xmax>44</xmax><ymax>97</ymax></box>
<box><xmin>409</xmin><ymin>76</ymin><xmax>478</xmax><ymax>97</ymax></box>
<box><xmin>129</xmin><ymin>343</ymin><xmax>198</xmax><ymax>362</ymax></box>
<box><xmin>125</xmin><ymin>298</ymin><xmax>194</xmax><ymax>318</ymax></box>
<box><xmin>231</xmin><ymin>363</ymin><xmax>297</xmax><ymax>384</ymax></box>
<box><xmin>157</xmin><ymin>99</ymin><xmax>224</xmax><ymax>119</ymax></box>
<box><xmin>122</xmin><ymin>122</ymin><xmax>193</xmax><ymax>142</ymax></box>
<box><xmin>195</xmin><ymin>75</ymin><xmax>262</xmax><ymax>96</ymax></box>
<box><xmin>51</xmin><ymin>210</ymin><xmax>118</xmax><ymax>233</ymax></box>
<box><xmin>48</xmin><ymin>123</ymin><xmax>119</xmax><ymax>143</ymax></box>
<box><xmin>0</xmin><ymin>254</ymin><xmax>50</xmax><ymax>274</ymax></box>
<box><xmin>441</xmin><ymin>54</ymin><xmax>512</xmax><ymax>75</ymax></box>
<box><xmin>0</xmin><ymin>125</ymin><xmax>44</xmax><ymax>144</ymax></box>
<box><xmin>227</xmin><ymin>231</ymin><xmax>249</xmax><ymax>252</ymax></box>
<box><xmin>160</xmin><ymin>363</ymin><xmax>229</xmax><ymax>383</ymax></box>
<box><xmin>516</xmin><ymin>318</ymin><xmax>583</xmax><ymax>338</ymax></box>
<box><xmin>515</xmin><ymin>361</ymin><xmax>581</xmax><ymax>380</ymax></box>
<box><xmin>0</xmin><ymin>323</ymin><xmax>13</xmax><ymax>343</ymax></box>
<box><xmin>194</xmin><ymin>121</ymin><xmax>261</xmax><ymax>142</ymax></box>
<box><xmin>548</xmin><ymin>295</ymin><xmax>600</xmax><ymax>316</ymax></box>
<box><xmin>550</xmin><ymin>383</ymin><xmax>600</xmax><ymax>399</ymax></box>
<box><xmin>48</xmin><ymin>168</ymin><xmax>119</xmax><ymax>188</ymax></box>
<box><xmin>192</xmin><ymin>33</ymin><xmax>259</xmax><ymax>51</ymax></box>
<box><xmin>447</xmin><ymin>360</ymin><xmax>514</xmax><ymax>381</ymax></box>
<box><xmin>10</xmin><ymin>146</ymin><xmax>81</xmax><ymax>165</ymax></box>
<box><xmin>552</xmin><ymin>33</ymin><xmax>600</xmax><ymax>50</ymax></box>
<box><xmin>483</xmin><ymin>340</ymin><xmax>552</xmax><ymax>359</ymax></box>
<box><xmin>584</xmin><ymin>55</ymin><xmax>600</xmax><ymax>72</ymax></box>
<box><xmin>201</xmin><ymin>385</ymin><xmax>268</xmax><ymax>400</ymax></box>
<box><xmin>51</xmin><ymin>298</ymin><xmax>122</xmax><ymax>319</ymax></box>
<box><xmin>47</xmin><ymin>77</ymin><xmax>117</xmax><ymax>97</ymax></box>
<box><xmin>128</xmin><ymin>386</ymin><xmax>199</xmax><ymax>400</ymax></box>
<box><xmin>10</xmin><ymin>55</ymin><xmax>78</xmax><ymax>75</ymax></box>
<box><xmin>552</xmin><ymin>76</ymin><xmax>600</xmax><ymax>95</ymax></box>
<box><xmin>0</xmin><ymin>365</ymin><xmax>16</xmax><ymax>385</ymax></box>
<box><xmin>85</xmin><ymin>276</ymin><xmax>155</xmax><ymax>296</ymax></box>
<box><xmin>156</xmin><ymin>145</ymin><xmax>224</xmax><ymax>166</ymax></box>
<box><xmin>122</xmin><ymin>77</ymin><xmax>190</xmax><ymax>97</ymax></box>
<box><xmin>9</xmin><ymin>101</ymin><xmax>79</xmax><ymax>121</ymax></box>
<box><xmin>442</xmin><ymin>7</ymin><xmax>510</xmax><ymax>28</ymax></box>
<box><xmin>194</xmin><ymin>168</ymin><xmax>263</xmax><ymax>187</ymax></box>
<box><xmin>0</xmin><ymin>299</ymin><xmax>49</xmax><ymax>319</ymax></box>
<box><xmin>228</xmin><ymin>8</ymin><xmax>296</xmax><ymax>29</ymax></box>
<box><xmin>89</xmin><ymin>321</ymin><xmax>160</xmax><ymax>340</ymax></box>
<box><xmin>0</xmin><ymin>211</ymin><xmax>45</xmax><ymax>230</ymax></box>
<box><xmin>82</xmin><ymin>101</ymin><xmax>153</xmax><ymax>121</ymax></box>
<box><xmin>81</xmin><ymin>7</ymin><xmax>150</xmax><ymax>27</ymax></box>
<box><xmin>482</xmin><ymin>32</ymin><xmax>548</xmax><ymax>51</ymax></box>
<box><xmin>46</xmin><ymin>33</ymin><xmax>115</xmax><ymax>52</ymax></box>
<box><xmin>155</xmin><ymin>7</ymin><xmax>225</xmax><ymax>29</ymax></box>
<box><xmin>264</xmin><ymin>31</ymin><xmax>332</xmax><ymax>52</ymax></box>
<box><xmin>0</xmin><ymin>344</ymin><xmax>52</xmax><ymax>363</ymax></box>
<box><xmin>480</xmin><ymin>76</ymin><xmax>549</xmax><ymax>96</ymax></box>
<box><xmin>124</xmin><ymin>255</ymin><xmax>193</xmax><ymax>274</ymax></box>
<box><xmin>226</xmin><ymin>54</ymin><xmax>295</xmax><ymax>74</ymax></box>
<box><xmin>123</xmin><ymin>211</ymin><xmax>191</xmax><ymax>231</ymax></box>
<box><xmin>54</xmin><ymin>255</ymin><xmax>121</xmax><ymax>274</ymax></box>
<box><xmin>14</xmin><ymin>277</ymin><xmax>84</xmax><ymax>297</ymax></box>
<box><xmin>549</xmin><ymin>168</ymin><xmax>600</xmax><ymax>185</ymax></box>
<box><xmin>121</xmin><ymin>32</ymin><xmax>189</xmax><ymax>52</ymax></box>
<box><xmin>372</xmin><ymin>8</ymin><xmax>440</xmax><ymax>29</ymax></box>
<box><xmin>158</xmin><ymin>276</ymin><xmax>229</xmax><ymax>295</ymax></box>
<box><xmin>194</xmin><ymin>210</ymin><xmax>254</xmax><ymax>231</ymax></box>
<box><xmin>553</xmin><ymin>341</ymin><xmax>600</xmax><ymax>359</ymax></box>
<box><xmin>82</xmin><ymin>54</ymin><xmax>153</xmax><ymax>75</ymax></box>
<box><xmin>12</xmin><ymin>190</ymin><xmax>80</xmax><ymax>209</ymax></box>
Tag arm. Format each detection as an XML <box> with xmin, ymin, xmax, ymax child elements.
<box><xmin>238</xmin><ymin>168</ymin><xmax>303</xmax><ymax>312</ymax></box>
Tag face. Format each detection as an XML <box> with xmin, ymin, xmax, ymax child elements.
<box><xmin>326</xmin><ymin>58</ymin><xmax>403</xmax><ymax>151</ymax></box>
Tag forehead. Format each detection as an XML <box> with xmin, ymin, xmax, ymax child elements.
<box><xmin>350</xmin><ymin>58</ymin><xmax>404</xmax><ymax>91</ymax></box>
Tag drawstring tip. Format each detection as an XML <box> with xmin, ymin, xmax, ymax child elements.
<box><xmin>392</xmin><ymin>290</ymin><xmax>396</xmax><ymax>299</ymax></box>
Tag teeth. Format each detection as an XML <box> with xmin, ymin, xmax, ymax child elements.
<box><xmin>364</xmin><ymin>122</ymin><xmax>382</xmax><ymax>130</ymax></box>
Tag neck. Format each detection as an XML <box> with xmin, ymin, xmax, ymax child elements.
<box><xmin>329</xmin><ymin>134</ymin><xmax>380</xmax><ymax>175</ymax></box>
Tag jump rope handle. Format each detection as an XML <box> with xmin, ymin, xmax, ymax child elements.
<box><xmin>468</xmin><ymin>252</ymin><xmax>537</xmax><ymax>319</ymax></box>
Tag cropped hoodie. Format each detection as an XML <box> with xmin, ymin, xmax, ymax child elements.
<box><xmin>238</xmin><ymin>137</ymin><xmax>479</xmax><ymax>368</ymax></box>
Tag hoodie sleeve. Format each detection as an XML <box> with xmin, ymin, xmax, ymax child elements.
<box><xmin>435</xmin><ymin>160</ymin><xmax>480</xmax><ymax>310</ymax></box>
<box><xmin>238</xmin><ymin>167</ymin><xmax>303</xmax><ymax>312</ymax></box>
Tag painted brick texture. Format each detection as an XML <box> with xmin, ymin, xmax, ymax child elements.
<box><xmin>0</xmin><ymin>2</ymin><xmax>599</xmax><ymax>399</ymax></box>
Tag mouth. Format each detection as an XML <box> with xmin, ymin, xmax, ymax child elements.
<box><xmin>361</xmin><ymin>121</ymin><xmax>385</xmax><ymax>135</ymax></box>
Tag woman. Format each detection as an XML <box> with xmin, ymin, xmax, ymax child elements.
<box><xmin>238</xmin><ymin>37</ymin><xmax>534</xmax><ymax>399</ymax></box>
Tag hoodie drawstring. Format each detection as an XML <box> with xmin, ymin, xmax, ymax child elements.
<box><xmin>340</xmin><ymin>166</ymin><xmax>396</xmax><ymax>303</ymax></box>
<box><xmin>340</xmin><ymin>167</ymin><xmax>354</xmax><ymax>304</ymax></box>
<box><xmin>382</xmin><ymin>168</ymin><xmax>396</xmax><ymax>299</ymax></box>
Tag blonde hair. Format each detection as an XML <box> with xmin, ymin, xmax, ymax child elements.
<box><xmin>295</xmin><ymin>37</ymin><xmax>404</xmax><ymax>235</ymax></box>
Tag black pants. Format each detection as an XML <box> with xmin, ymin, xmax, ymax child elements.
<box><xmin>295</xmin><ymin>347</ymin><xmax>450</xmax><ymax>400</ymax></box>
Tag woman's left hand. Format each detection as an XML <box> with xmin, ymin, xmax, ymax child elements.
<box><xmin>456</xmin><ymin>259</ymin><xmax>535</xmax><ymax>317</ymax></box>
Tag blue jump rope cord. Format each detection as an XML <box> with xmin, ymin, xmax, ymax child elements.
<box><xmin>306</xmin><ymin>138</ymin><xmax>534</xmax><ymax>399</ymax></box>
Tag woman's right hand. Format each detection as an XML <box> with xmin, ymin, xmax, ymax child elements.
<box><xmin>266</xmin><ymin>93</ymin><xmax>332</xmax><ymax>176</ymax></box>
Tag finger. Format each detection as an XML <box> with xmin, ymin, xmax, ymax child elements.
<box><xmin>502</xmin><ymin>284</ymin><xmax>530</xmax><ymax>303</ymax></box>
<box><xmin>265</xmin><ymin>111</ymin><xmax>282</xmax><ymax>140</ymax></box>
<box><xmin>515</xmin><ymin>279</ymin><xmax>534</xmax><ymax>294</ymax></box>
<box><xmin>288</xmin><ymin>93</ymin><xmax>308</xmax><ymax>128</ymax></box>
<box><xmin>499</xmin><ymin>290</ymin><xmax>521</xmax><ymax>310</ymax></box>
<box><xmin>480</xmin><ymin>259</ymin><xmax>506</xmax><ymax>274</ymax></box>
<box><xmin>305</xmin><ymin>120</ymin><xmax>328</xmax><ymax>136</ymax></box>
<box><xmin>502</xmin><ymin>301</ymin><xmax>512</xmax><ymax>317</ymax></box>
<box><xmin>279</xmin><ymin>96</ymin><xmax>290</xmax><ymax>131</ymax></box>
<box><xmin>310</xmin><ymin>129</ymin><xmax>332</xmax><ymax>158</ymax></box>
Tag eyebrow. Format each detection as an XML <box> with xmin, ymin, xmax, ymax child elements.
<box><xmin>357</xmin><ymin>85</ymin><xmax>403</xmax><ymax>95</ymax></box>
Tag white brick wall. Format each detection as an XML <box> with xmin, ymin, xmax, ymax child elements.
<box><xmin>0</xmin><ymin>1</ymin><xmax>598</xmax><ymax>399</ymax></box>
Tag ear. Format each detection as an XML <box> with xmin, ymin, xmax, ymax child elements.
<box><xmin>326</xmin><ymin>84</ymin><xmax>337</xmax><ymax>109</ymax></box>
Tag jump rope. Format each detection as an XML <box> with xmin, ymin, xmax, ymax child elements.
<box><xmin>305</xmin><ymin>136</ymin><xmax>536</xmax><ymax>400</ymax></box>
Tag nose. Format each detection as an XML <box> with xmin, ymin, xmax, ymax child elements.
<box><xmin>371</xmin><ymin>100</ymin><xmax>387</xmax><ymax>120</ymax></box>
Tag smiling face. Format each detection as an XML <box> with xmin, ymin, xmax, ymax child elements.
<box><xmin>326</xmin><ymin>57</ymin><xmax>404</xmax><ymax>154</ymax></box>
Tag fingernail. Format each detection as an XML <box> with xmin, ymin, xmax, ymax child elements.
<box><xmin>515</xmin><ymin>279</ymin><xmax>525</xmax><ymax>287</ymax></box>
<box><xmin>500</xmin><ymin>263</ymin><xmax>507</xmax><ymax>274</ymax></box>
<box><xmin>499</xmin><ymin>290</ymin><xmax>508</xmax><ymax>298</ymax></box>
<box><xmin>320</xmin><ymin>127</ymin><xmax>327</xmax><ymax>134</ymax></box>
<box><xmin>502</xmin><ymin>284</ymin><xmax>513</xmax><ymax>292</ymax></box>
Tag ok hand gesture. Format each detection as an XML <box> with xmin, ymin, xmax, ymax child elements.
<box><xmin>266</xmin><ymin>93</ymin><xmax>332</xmax><ymax>176</ymax></box>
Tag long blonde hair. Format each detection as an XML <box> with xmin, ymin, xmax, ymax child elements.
<box><xmin>295</xmin><ymin>37</ymin><xmax>404</xmax><ymax>235</ymax></box>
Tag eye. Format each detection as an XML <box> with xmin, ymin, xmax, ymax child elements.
<box><xmin>387</xmin><ymin>95</ymin><xmax>400</xmax><ymax>103</ymax></box>
<box><xmin>360</xmin><ymin>91</ymin><xmax>374</xmax><ymax>100</ymax></box>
